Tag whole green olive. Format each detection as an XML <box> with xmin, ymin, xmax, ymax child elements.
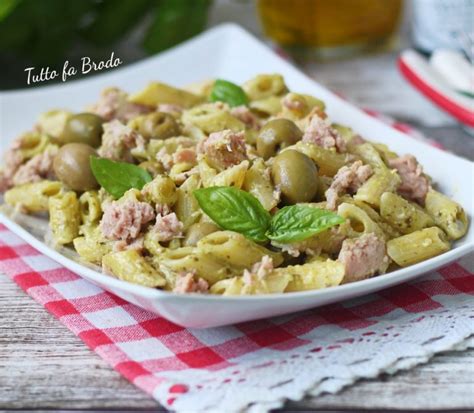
<box><xmin>256</xmin><ymin>118</ymin><xmax>302</xmax><ymax>159</ymax></box>
<box><xmin>130</xmin><ymin>112</ymin><xmax>180</xmax><ymax>140</ymax></box>
<box><xmin>60</xmin><ymin>113</ymin><xmax>104</xmax><ymax>147</ymax></box>
<box><xmin>53</xmin><ymin>143</ymin><xmax>99</xmax><ymax>191</ymax></box>
<box><xmin>183</xmin><ymin>222</ymin><xmax>219</xmax><ymax>246</ymax></box>
<box><xmin>271</xmin><ymin>150</ymin><xmax>319</xmax><ymax>204</ymax></box>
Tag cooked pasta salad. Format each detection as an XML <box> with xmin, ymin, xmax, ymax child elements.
<box><xmin>0</xmin><ymin>74</ymin><xmax>469</xmax><ymax>295</ymax></box>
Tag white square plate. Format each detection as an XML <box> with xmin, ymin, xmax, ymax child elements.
<box><xmin>1</xmin><ymin>24</ymin><xmax>473</xmax><ymax>328</ymax></box>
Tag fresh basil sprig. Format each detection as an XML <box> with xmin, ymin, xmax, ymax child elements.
<box><xmin>209</xmin><ymin>79</ymin><xmax>249</xmax><ymax>107</ymax></box>
<box><xmin>194</xmin><ymin>186</ymin><xmax>271</xmax><ymax>242</ymax></box>
<box><xmin>194</xmin><ymin>186</ymin><xmax>344</xmax><ymax>243</ymax></box>
<box><xmin>90</xmin><ymin>157</ymin><xmax>152</xmax><ymax>199</ymax></box>
<box><xmin>267</xmin><ymin>205</ymin><xmax>345</xmax><ymax>243</ymax></box>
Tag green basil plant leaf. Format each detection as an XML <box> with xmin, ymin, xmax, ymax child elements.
<box><xmin>209</xmin><ymin>79</ymin><xmax>249</xmax><ymax>107</ymax></box>
<box><xmin>194</xmin><ymin>186</ymin><xmax>271</xmax><ymax>242</ymax></box>
<box><xmin>267</xmin><ymin>205</ymin><xmax>345</xmax><ymax>243</ymax></box>
<box><xmin>90</xmin><ymin>157</ymin><xmax>152</xmax><ymax>199</ymax></box>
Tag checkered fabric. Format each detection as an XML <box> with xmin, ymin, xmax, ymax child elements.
<box><xmin>0</xmin><ymin>118</ymin><xmax>472</xmax><ymax>412</ymax></box>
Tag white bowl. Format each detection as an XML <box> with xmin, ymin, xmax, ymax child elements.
<box><xmin>1</xmin><ymin>24</ymin><xmax>473</xmax><ymax>328</ymax></box>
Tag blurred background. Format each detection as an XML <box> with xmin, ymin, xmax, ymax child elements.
<box><xmin>0</xmin><ymin>0</ymin><xmax>472</xmax><ymax>157</ymax></box>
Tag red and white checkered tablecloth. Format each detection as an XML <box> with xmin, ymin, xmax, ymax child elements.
<box><xmin>0</xmin><ymin>115</ymin><xmax>473</xmax><ymax>412</ymax></box>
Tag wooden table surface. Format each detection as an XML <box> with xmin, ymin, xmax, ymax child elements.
<box><xmin>1</xmin><ymin>1</ymin><xmax>473</xmax><ymax>411</ymax></box>
<box><xmin>2</xmin><ymin>276</ymin><xmax>474</xmax><ymax>411</ymax></box>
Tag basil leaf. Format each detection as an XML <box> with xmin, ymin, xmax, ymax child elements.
<box><xmin>210</xmin><ymin>79</ymin><xmax>249</xmax><ymax>107</ymax></box>
<box><xmin>194</xmin><ymin>186</ymin><xmax>271</xmax><ymax>242</ymax></box>
<box><xmin>90</xmin><ymin>157</ymin><xmax>152</xmax><ymax>199</ymax></box>
<box><xmin>267</xmin><ymin>205</ymin><xmax>345</xmax><ymax>243</ymax></box>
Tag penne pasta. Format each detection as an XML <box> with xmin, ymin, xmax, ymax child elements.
<box><xmin>287</xmin><ymin>141</ymin><xmax>351</xmax><ymax>176</ymax></box>
<box><xmin>349</xmin><ymin>142</ymin><xmax>387</xmax><ymax>170</ymax></box>
<box><xmin>49</xmin><ymin>191</ymin><xmax>81</xmax><ymax>245</ymax></box>
<box><xmin>103</xmin><ymin>250</ymin><xmax>166</xmax><ymax>288</ymax></box>
<box><xmin>387</xmin><ymin>227</ymin><xmax>450</xmax><ymax>267</ymax></box>
<box><xmin>249</xmin><ymin>95</ymin><xmax>282</xmax><ymax>116</ymax></box>
<box><xmin>128</xmin><ymin>81</ymin><xmax>204</xmax><ymax>108</ymax></box>
<box><xmin>425</xmin><ymin>189</ymin><xmax>468</xmax><ymax>240</ymax></box>
<box><xmin>284</xmin><ymin>257</ymin><xmax>344</xmax><ymax>292</ymax></box>
<box><xmin>37</xmin><ymin>110</ymin><xmax>72</xmax><ymax>140</ymax></box>
<box><xmin>182</xmin><ymin>103</ymin><xmax>245</xmax><ymax>134</ymax></box>
<box><xmin>5</xmin><ymin>181</ymin><xmax>62</xmax><ymax>213</ymax></box>
<box><xmin>210</xmin><ymin>270</ymin><xmax>292</xmax><ymax>295</ymax></box>
<box><xmin>73</xmin><ymin>227</ymin><xmax>111</xmax><ymax>265</ymax></box>
<box><xmin>243</xmin><ymin>158</ymin><xmax>278</xmax><ymax>211</ymax></box>
<box><xmin>79</xmin><ymin>191</ymin><xmax>102</xmax><ymax>226</ymax></box>
<box><xmin>175</xmin><ymin>174</ymin><xmax>201</xmax><ymax>229</ymax></box>
<box><xmin>354</xmin><ymin>169</ymin><xmax>401</xmax><ymax>207</ymax></box>
<box><xmin>198</xmin><ymin>231</ymin><xmax>283</xmax><ymax>269</ymax></box>
<box><xmin>337</xmin><ymin>202</ymin><xmax>385</xmax><ymax>239</ymax></box>
<box><xmin>243</xmin><ymin>73</ymin><xmax>288</xmax><ymax>100</ymax></box>
<box><xmin>208</xmin><ymin>160</ymin><xmax>249</xmax><ymax>188</ymax></box>
<box><xmin>142</xmin><ymin>175</ymin><xmax>177</xmax><ymax>206</ymax></box>
<box><xmin>380</xmin><ymin>192</ymin><xmax>434</xmax><ymax>234</ymax></box>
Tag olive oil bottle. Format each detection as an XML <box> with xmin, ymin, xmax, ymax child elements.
<box><xmin>258</xmin><ymin>0</ymin><xmax>403</xmax><ymax>59</ymax></box>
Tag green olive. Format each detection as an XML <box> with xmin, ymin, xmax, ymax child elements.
<box><xmin>271</xmin><ymin>150</ymin><xmax>319</xmax><ymax>204</ymax></box>
<box><xmin>256</xmin><ymin>118</ymin><xmax>302</xmax><ymax>159</ymax></box>
<box><xmin>183</xmin><ymin>222</ymin><xmax>219</xmax><ymax>246</ymax></box>
<box><xmin>60</xmin><ymin>113</ymin><xmax>104</xmax><ymax>147</ymax></box>
<box><xmin>131</xmin><ymin>112</ymin><xmax>180</xmax><ymax>140</ymax></box>
<box><xmin>53</xmin><ymin>143</ymin><xmax>99</xmax><ymax>191</ymax></box>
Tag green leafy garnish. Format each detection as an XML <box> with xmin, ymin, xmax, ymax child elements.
<box><xmin>90</xmin><ymin>157</ymin><xmax>152</xmax><ymax>199</ymax></box>
<box><xmin>193</xmin><ymin>186</ymin><xmax>343</xmax><ymax>244</ymax></box>
<box><xmin>209</xmin><ymin>79</ymin><xmax>249</xmax><ymax>107</ymax></box>
<box><xmin>194</xmin><ymin>186</ymin><xmax>271</xmax><ymax>242</ymax></box>
<box><xmin>267</xmin><ymin>205</ymin><xmax>345</xmax><ymax>243</ymax></box>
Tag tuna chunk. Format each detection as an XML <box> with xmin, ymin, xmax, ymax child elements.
<box><xmin>0</xmin><ymin>134</ymin><xmax>40</xmax><ymax>191</ymax></box>
<box><xmin>98</xmin><ymin>120</ymin><xmax>146</xmax><ymax>162</ymax></box>
<box><xmin>155</xmin><ymin>147</ymin><xmax>174</xmax><ymax>171</ymax></box>
<box><xmin>173</xmin><ymin>148</ymin><xmax>197</xmax><ymax>165</ymax></box>
<box><xmin>151</xmin><ymin>212</ymin><xmax>183</xmax><ymax>242</ymax></box>
<box><xmin>173</xmin><ymin>271</ymin><xmax>209</xmax><ymax>294</ymax></box>
<box><xmin>242</xmin><ymin>255</ymin><xmax>274</xmax><ymax>286</ymax></box>
<box><xmin>338</xmin><ymin>233</ymin><xmax>389</xmax><ymax>283</ymax></box>
<box><xmin>230</xmin><ymin>105</ymin><xmax>261</xmax><ymax>130</ymax></box>
<box><xmin>197</xmin><ymin>129</ymin><xmax>247</xmax><ymax>170</ymax></box>
<box><xmin>325</xmin><ymin>161</ymin><xmax>373</xmax><ymax>210</ymax></box>
<box><xmin>156</xmin><ymin>147</ymin><xmax>197</xmax><ymax>172</ymax></box>
<box><xmin>89</xmin><ymin>87</ymin><xmax>152</xmax><ymax>122</ymax></box>
<box><xmin>388</xmin><ymin>155</ymin><xmax>429</xmax><ymax>205</ymax></box>
<box><xmin>12</xmin><ymin>146</ymin><xmax>57</xmax><ymax>186</ymax></box>
<box><xmin>0</xmin><ymin>149</ymin><xmax>24</xmax><ymax>192</ymax></box>
<box><xmin>100</xmin><ymin>199</ymin><xmax>155</xmax><ymax>242</ymax></box>
<box><xmin>302</xmin><ymin>114</ymin><xmax>346</xmax><ymax>152</ymax></box>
